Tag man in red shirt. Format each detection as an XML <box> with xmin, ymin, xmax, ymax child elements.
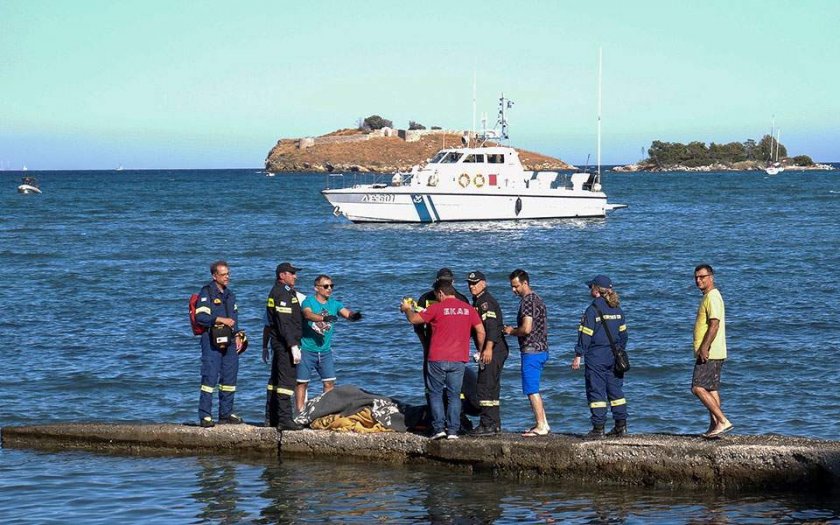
<box><xmin>402</xmin><ymin>280</ymin><xmax>485</xmax><ymax>439</ymax></box>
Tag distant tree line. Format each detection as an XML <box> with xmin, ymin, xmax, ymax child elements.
<box><xmin>645</xmin><ymin>135</ymin><xmax>813</xmax><ymax>167</ymax></box>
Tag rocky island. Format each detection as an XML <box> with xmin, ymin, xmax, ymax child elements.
<box><xmin>264</xmin><ymin>126</ymin><xmax>573</xmax><ymax>174</ymax></box>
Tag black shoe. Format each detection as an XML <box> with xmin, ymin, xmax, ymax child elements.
<box><xmin>200</xmin><ymin>417</ymin><xmax>215</xmax><ymax>428</ymax></box>
<box><xmin>469</xmin><ymin>425</ymin><xmax>501</xmax><ymax>437</ymax></box>
<box><xmin>218</xmin><ymin>414</ymin><xmax>243</xmax><ymax>425</ymax></box>
<box><xmin>606</xmin><ymin>421</ymin><xmax>627</xmax><ymax>437</ymax></box>
<box><xmin>585</xmin><ymin>425</ymin><xmax>605</xmax><ymax>439</ymax></box>
<box><xmin>277</xmin><ymin>420</ymin><xmax>303</xmax><ymax>431</ymax></box>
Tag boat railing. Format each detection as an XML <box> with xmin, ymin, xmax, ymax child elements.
<box><xmin>324</xmin><ymin>172</ymin><xmax>403</xmax><ymax>190</ymax></box>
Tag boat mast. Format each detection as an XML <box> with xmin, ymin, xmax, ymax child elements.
<box><xmin>597</xmin><ymin>47</ymin><xmax>603</xmax><ymax>184</ymax></box>
<box><xmin>776</xmin><ymin>129</ymin><xmax>781</xmax><ymax>162</ymax></box>
<box><xmin>472</xmin><ymin>70</ymin><xmax>477</xmax><ymax>147</ymax></box>
<box><xmin>497</xmin><ymin>93</ymin><xmax>513</xmax><ymax>141</ymax></box>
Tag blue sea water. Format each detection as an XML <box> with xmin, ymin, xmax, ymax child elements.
<box><xmin>1</xmin><ymin>167</ymin><xmax>839</xmax><ymax>523</ymax></box>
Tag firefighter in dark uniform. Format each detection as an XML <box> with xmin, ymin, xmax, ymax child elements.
<box><xmin>413</xmin><ymin>268</ymin><xmax>473</xmax><ymax>432</ymax></box>
<box><xmin>466</xmin><ymin>271</ymin><xmax>509</xmax><ymax>436</ymax></box>
<box><xmin>195</xmin><ymin>260</ymin><xmax>247</xmax><ymax>428</ymax></box>
<box><xmin>265</xmin><ymin>262</ymin><xmax>304</xmax><ymax>430</ymax></box>
<box><xmin>572</xmin><ymin>275</ymin><xmax>628</xmax><ymax>438</ymax></box>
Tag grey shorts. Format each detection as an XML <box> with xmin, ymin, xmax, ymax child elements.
<box><xmin>692</xmin><ymin>358</ymin><xmax>724</xmax><ymax>390</ymax></box>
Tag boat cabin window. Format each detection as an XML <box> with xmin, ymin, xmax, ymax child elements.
<box><xmin>487</xmin><ymin>154</ymin><xmax>504</xmax><ymax>164</ymax></box>
<box><xmin>440</xmin><ymin>152</ymin><xmax>463</xmax><ymax>163</ymax></box>
<box><xmin>429</xmin><ymin>152</ymin><xmax>447</xmax><ymax>163</ymax></box>
<box><xmin>462</xmin><ymin>154</ymin><xmax>485</xmax><ymax>163</ymax></box>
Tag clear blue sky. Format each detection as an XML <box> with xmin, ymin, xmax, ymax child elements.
<box><xmin>2</xmin><ymin>0</ymin><xmax>838</xmax><ymax>169</ymax></box>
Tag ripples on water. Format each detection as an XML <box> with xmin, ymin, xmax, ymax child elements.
<box><xmin>1</xmin><ymin>168</ymin><xmax>839</xmax><ymax>522</ymax></box>
<box><xmin>1</xmin><ymin>449</ymin><xmax>837</xmax><ymax>524</ymax></box>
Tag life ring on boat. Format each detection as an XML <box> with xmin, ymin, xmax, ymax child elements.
<box><xmin>427</xmin><ymin>173</ymin><xmax>439</xmax><ymax>187</ymax></box>
<box><xmin>473</xmin><ymin>173</ymin><xmax>485</xmax><ymax>188</ymax></box>
<box><xmin>458</xmin><ymin>173</ymin><xmax>470</xmax><ymax>188</ymax></box>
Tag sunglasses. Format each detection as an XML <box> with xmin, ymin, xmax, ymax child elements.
<box><xmin>317</xmin><ymin>284</ymin><xmax>334</xmax><ymax>289</ymax></box>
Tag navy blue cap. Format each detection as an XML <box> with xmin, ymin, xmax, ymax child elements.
<box><xmin>436</xmin><ymin>268</ymin><xmax>454</xmax><ymax>281</ymax></box>
<box><xmin>586</xmin><ymin>275</ymin><xmax>612</xmax><ymax>288</ymax></box>
<box><xmin>276</xmin><ymin>262</ymin><xmax>300</xmax><ymax>274</ymax></box>
<box><xmin>466</xmin><ymin>271</ymin><xmax>486</xmax><ymax>283</ymax></box>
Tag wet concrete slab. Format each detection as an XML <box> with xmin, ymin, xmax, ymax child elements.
<box><xmin>3</xmin><ymin>423</ymin><xmax>839</xmax><ymax>490</ymax></box>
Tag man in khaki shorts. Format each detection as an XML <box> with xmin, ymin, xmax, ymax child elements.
<box><xmin>691</xmin><ymin>264</ymin><xmax>733</xmax><ymax>438</ymax></box>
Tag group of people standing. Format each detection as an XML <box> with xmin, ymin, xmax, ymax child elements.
<box><xmin>194</xmin><ymin>261</ymin><xmax>361</xmax><ymax>430</ymax></box>
<box><xmin>194</xmin><ymin>260</ymin><xmax>732</xmax><ymax>441</ymax></box>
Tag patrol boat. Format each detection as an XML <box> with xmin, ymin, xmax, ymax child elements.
<box><xmin>321</xmin><ymin>95</ymin><xmax>625</xmax><ymax>223</ymax></box>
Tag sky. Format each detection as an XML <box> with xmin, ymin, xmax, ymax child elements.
<box><xmin>2</xmin><ymin>0</ymin><xmax>838</xmax><ymax>170</ymax></box>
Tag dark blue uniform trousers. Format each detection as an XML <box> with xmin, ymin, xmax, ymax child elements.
<box><xmin>584</xmin><ymin>348</ymin><xmax>627</xmax><ymax>426</ymax></box>
<box><xmin>199</xmin><ymin>335</ymin><xmax>239</xmax><ymax>420</ymax></box>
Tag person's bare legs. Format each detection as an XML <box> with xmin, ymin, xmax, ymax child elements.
<box><xmin>693</xmin><ymin>386</ymin><xmax>729</xmax><ymax>433</ymax></box>
<box><xmin>528</xmin><ymin>393</ymin><xmax>549</xmax><ymax>431</ymax></box>
<box><xmin>295</xmin><ymin>383</ymin><xmax>308</xmax><ymax>412</ymax></box>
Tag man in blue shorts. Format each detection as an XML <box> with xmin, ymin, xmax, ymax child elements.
<box><xmin>296</xmin><ymin>274</ymin><xmax>362</xmax><ymax>411</ymax></box>
<box><xmin>504</xmin><ymin>269</ymin><xmax>550</xmax><ymax>437</ymax></box>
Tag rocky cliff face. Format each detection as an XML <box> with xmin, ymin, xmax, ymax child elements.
<box><xmin>264</xmin><ymin>130</ymin><xmax>573</xmax><ymax>173</ymax></box>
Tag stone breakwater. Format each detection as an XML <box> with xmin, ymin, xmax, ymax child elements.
<box><xmin>3</xmin><ymin>424</ymin><xmax>839</xmax><ymax>491</ymax></box>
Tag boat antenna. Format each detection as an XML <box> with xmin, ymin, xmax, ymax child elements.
<box><xmin>597</xmin><ymin>47</ymin><xmax>603</xmax><ymax>184</ymax></box>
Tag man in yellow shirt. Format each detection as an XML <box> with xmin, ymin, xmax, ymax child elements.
<box><xmin>692</xmin><ymin>264</ymin><xmax>733</xmax><ymax>438</ymax></box>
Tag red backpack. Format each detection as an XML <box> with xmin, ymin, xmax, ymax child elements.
<box><xmin>189</xmin><ymin>293</ymin><xmax>207</xmax><ymax>335</ymax></box>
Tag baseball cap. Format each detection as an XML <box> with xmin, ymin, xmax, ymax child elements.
<box><xmin>586</xmin><ymin>275</ymin><xmax>612</xmax><ymax>288</ymax></box>
<box><xmin>466</xmin><ymin>271</ymin><xmax>486</xmax><ymax>283</ymax></box>
<box><xmin>276</xmin><ymin>262</ymin><xmax>300</xmax><ymax>274</ymax></box>
<box><xmin>435</xmin><ymin>268</ymin><xmax>454</xmax><ymax>281</ymax></box>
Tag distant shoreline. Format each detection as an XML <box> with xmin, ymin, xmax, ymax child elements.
<box><xmin>612</xmin><ymin>162</ymin><xmax>834</xmax><ymax>173</ymax></box>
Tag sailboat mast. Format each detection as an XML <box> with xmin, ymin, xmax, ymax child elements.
<box><xmin>597</xmin><ymin>47</ymin><xmax>603</xmax><ymax>182</ymax></box>
<box><xmin>776</xmin><ymin>129</ymin><xmax>781</xmax><ymax>162</ymax></box>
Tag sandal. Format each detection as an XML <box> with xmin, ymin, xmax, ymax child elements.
<box><xmin>522</xmin><ymin>426</ymin><xmax>550</xmax><ymax>437</ymax></box>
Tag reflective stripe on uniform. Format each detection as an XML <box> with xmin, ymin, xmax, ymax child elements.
<box><xmin>200</xmin><ymin>384</ymin><xmax>214</xmax><ymax>393</ymax></box>
<box><xmin>589</xmin><ymin>400</ymin><xmax>607</xmax><ymax>408</ymax></box>
<box><xmin>610</xmin><ymin>398</ymin><xmax>626</xmax><ymax>406</ymax></box>
<box><xmin>276</xmin><ymin>306</ymin><xmax>292</xmax><ymax>314</ymax></box>
<box><xmin>266</xmin><ymin>384</ymin><xmax>275</xmax><ymax>392</ymax></box>
<box><xmin>619</xmin><ymin>324</ymin><xmax>627</xmax><ymax>332</ymax></box>
<box><xmin>579</xmin><ymin>325</ymin><xmax>594</xmax><ymax>336</ymax></box>
<box><xmin>483</xmin><ymin>311</ymin><xmax>497</xmax><ymax>319</ymax></box>
<box><xmin>479</xmin><ymin>400</ymin><xmax>500</xmax><ymax>407</ymax></box>
<box><xmin>275</xmin><ymin>387</ymin><xmax>294</xmax><ymax>396</ymax></box>
<box><xmin>219</xmin><ymin>384</ymin><xmax>236</xmax><ymax>393</ymax></box>
<box><xmin>267</xmin><ymin>298</ymin><xmax>275</xmax><ymax>308</ymax></box>
<box><xmin>459</xmin><ymin>393</ymin><xmax>465</xmax><ymax>400</ymax></box>
<box><xmin>195</xmin><ymin>306</ymin><xmax>211</xmax><ymax>315</ymax></box>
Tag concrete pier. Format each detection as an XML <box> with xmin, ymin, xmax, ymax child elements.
<box><xmin>3</xmin><ymin>423</ymin><xmax>839</xmax><ymax>491</ymax></box>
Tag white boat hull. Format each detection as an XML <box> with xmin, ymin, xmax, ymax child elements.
<box><xmin>323</xmin><ymin>188</ymin><xmax>608</xmax><ymax>223</ymax></box>
<box><xmin>17</xmin><ymin>184</ymin><xmax>41</xmax><ymax>194</ymax></box>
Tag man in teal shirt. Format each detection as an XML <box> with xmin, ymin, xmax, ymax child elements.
<box><xmin>296</xmin><ymin>274</ymin><xmax>362</xmax><ymax>411</ymax></box>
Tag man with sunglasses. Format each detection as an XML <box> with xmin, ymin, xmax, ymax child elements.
<box><xmin>692</xmin><ymin>264</ymin><xmax>733</xmax><ymax>439</ymax></box>
<box><xmin>295</xmin><ymin>274</ymin><xmax>363</xmax><ymax>412</ymax></box>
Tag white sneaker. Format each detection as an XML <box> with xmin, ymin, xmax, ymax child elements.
<box><xmin>446</xmin><ymin>434</ymin><xmax>459</xmax><ymax>440</ymax></box>
<box><xmin>430</xmin><ymin>431</ymin><xmax>446</xmax><ymax>440</ymax></box>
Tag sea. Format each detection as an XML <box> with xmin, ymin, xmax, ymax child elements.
<box><xmin>1</xmin><ymin>167</ymin><xmax>839</xmax><ymax>523</ymax></box>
